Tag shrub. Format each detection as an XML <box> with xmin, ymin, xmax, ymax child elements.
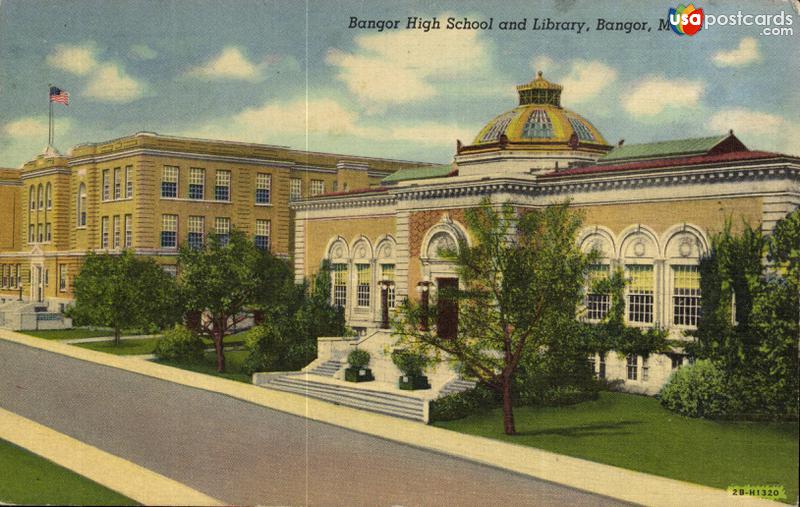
<box><xmin>242</xmin><ymin>322</ymin><xmax>316</xmax><ymax>375</ymax></box>
<box><xmin>154</xmin><ymin>325</ymin><xmax>205</xmax><ymax>362</ymax></box>
<box><xmin>391</xmin><ymin>349</ymin><xmax>431</xmax><ymax>377</ymax></box>
<box><xmin>659</xmin><ymin>360</ymin><xmax>730</xmax><ymax>418</ymax></box>
<box><xmin>347</xmin><ymin>349</ymin><xmax>370</xmax><ymax>369</ymax></box>
<box><xmin>430</xmin><ymin>383</ymin><xmax>499</xmax><ymax>422</ymax></box>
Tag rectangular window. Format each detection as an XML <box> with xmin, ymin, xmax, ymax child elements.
<box><xmin>255</xmin><ymin>173</ymin><xmax>271</xmax><ymax>204</ymax></box>
<box><xmin>161</xmin><ymin>166</ymin><xmax>178</xmax><ymax>198</ymax></box>
<box><xmin>101</xmin><ymin>216</ymin><xmax>109</xmax><ymax>248</ymax></box>
<box><xmin>289</xmin><ymin>178</ymin><xmax>302</xmax><ymax>201</ymax></box>
<box><xmin>1</xmin><ymin>266</ymin><xmax>6</xmax><ymax>288</ymax></box>
<box><xmin>255</xmin><ymin>219</ymin><xmax>270</xmax><ymax>250</ymax></box>
<box><xmin>188</xmin><ymin>216</ymin><xmax>205</xmax><ymax>249</ymax></box>
<box><xmin>45</xmin><ymin>223</ymin><xmax>51</xmax><ymax>242</ymax></box>
<box><xmin>15</xmin><ymin>265</ymin><xmax>20</xmax><ymax>289</ymax></box>
<box><xmin>332</xmin><ymin>264</ymin><xmax>347</xmax><ymax>308</ymax></box>
<box><xmin>627</xmin><ymin>265</ymin><xmax>654</xmax><ymax>324</ymax></box>
<box><xmin>381</xmin><ymin>263</ymin><xmax>395</xmax><ymax>308</ymax></box>
<box><xmin>642</xmin><ymin>356</ymin><xmax>650</xmax><ymax>381</ymax></box>
<box><xmin>215</xmin><ymin>170</ymin><xmax>231</xmax><ymax>201</ymax></box>
<box><xmin>214</xmin><ymin>217</ymin><xmax>230</xmax><ymax>245</ymax></box>
<box><xmin>588</xmin><ymin>354</ymin><xmax>596</xmax><ymax>378</ymax></box>
<box><xmin>113</xmin><ymin>167</ymin><xmax>122</xmax><ymax>200</ymax></box>
<box><xmin>356</xmin><ymin>263</ymin><xmax>371</xmax><ymax>307</ymax></box>
<box><xmin>598</xmin><ymin>352</ymin><xmax>606</xmax><ymax>379</ymax></box>
<box><xmin>586</xmin><ymin>264</ymin><xmax>610</xmax><ymax>321</ymax></box>
<box><xmin>37</xmin><ymin>224</ymin><xmax>43</xmax><ymax>243</ymax></box>
<box><xmin>102</xmin><ymin>169</ymin><xmax>110</xmax><ymax>201</ymax></box>
<box><xmin>673</xmin><ymin>265</ymin><xmax>701</xmax><ymax>326</ymax></box>
<box><xmin>310</xmin><ymin>179</ymin><xmax>325</xmax><ymax>196</ymax></box>
<box><xmin>28</xmin><ymin>224</ymin><xmax>34</xmax><ymax>243</ymax></box>
<box><xmin>112</xmin><ymin>215</ymin><xmax>121</xmax><ymax>248</ymax></box>
<box><xmin>161</xmin><ymin>214</ymin><xmax>178</xmax><ymax>248</ymax></box>
<box><xmin>124</xmin><ymin>214</ymin><xmax>133</xmax><ymax>248</ymax></box>
<box><xmin>125</xmin><ymin>165</ymin><xmax>133</xmax><ymax>198</ymax></box>
<box><xmin>188</xmin><ymin>167</ymin><xmax>205</xmax><ymax>200</ymax></box>
<box><xmin>626</xmin><ymin>354</ymin><xmax>638</xmax><ymax>380</ymax></box>
<box><xmin>59</xmin><ymin>265</ymin><xmax>68</xmax><ymax>292</ymax></box>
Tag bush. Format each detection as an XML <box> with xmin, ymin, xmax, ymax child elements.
<box><xmin>242</xmin><ymin>322</ymin><xmax>316</xmax><ymax>375</ymax></box>
<box><xmin>391</xmin><ymin>349</ymin><xmax>431</xmax><ymax>377</ymax></box>
<box><xmin>430</xmin><ymin>383</ymin><xmax>499</xmax><ymax>422</ymax></box>
<box><xmin>154</xmin><ymin>325</ymin><xmax>205</xmax><ymax>362</ymax></box>
<box><xmin>347</xmin><ymin>349</ymin><xmax>370</xmax><ymax>369</ymax></box>
<box><xmin>659</xmin><ymin>360</ymin><xmax>730</xmax><ymax>418</ymax></box>
<box><xmin>513</xmin><ymin>349</ymin><xmax>599</xmax><ymax>407</ymax></box>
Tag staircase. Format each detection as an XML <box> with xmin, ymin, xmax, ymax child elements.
<box><xmin>438</xmin><ymin>378</ymin><xmax>477</xmax><ymax>397</ymax></box>
<box><xmin>307</xmin><ymin>360</ymin><xmax>344</xmax><ymax>377</ymax></box>
<box><xmin>260</xmin><ymin>374</ymin><xmax>427</xmax><ymax>422</ymax></box>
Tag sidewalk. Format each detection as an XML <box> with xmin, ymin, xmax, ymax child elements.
<box><xmin>0</xmin><ymin>329</ymin><xmax>781</xmax><ymax>507</ymax></box>
<box><xmin>62</xmin><ymin>334</ymin><xmax>159</xmax><ymax>344</ymax></box>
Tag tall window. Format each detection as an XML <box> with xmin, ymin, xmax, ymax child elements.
<box><xmin>161</xmin><ymin>166</ymin><xmax>178</xmax><ymax>198</ymax></box>
<box><xmin>214</xmin><ymin>217</ymin><xmax>230</xmax><ymax>245</ymax></box>
<box><xmin>15</xmin><ymin>265</ymin><xmax>20</xmax><ymax>289</ymax></box>
<box><xmin>188</xmin><ymin>216</ymin><xmax>204</xmax><ymax>249</ymax></box>
<box><xmin>642</xmin><ymin>355</ymin><xmax>650</xmax><ymax>381</ymax></box>
<box><xmin>124</xmin><ymin>214</ymin><xmax>133</xmax><ymax>248</ymax></box>
<box><xmin>102</xmin><ymin>170</ymin><xmax>110</xmax><ymax>201</ymax></box>
<box><xmin>161</xmin><ymin>214</ymin><xmax>178</xmax><ymax>248</ymax></box>
<box><xmin>586</xmin><ymin>264</ymin><xmax>610</xmax><ymax>321</ymax></box>
<box><xmin>112</xmin><ymin>215</ymin><xmax>121</xmax><ymax>248</ymax></box>
<box><xmin>101</xmin><ymin>216</ymin><xmax>109</xmax><ymax>248</ymax></box>
<box><xmin>37</xmin><ymin>224</ymin><xmax>43</xmax><ymax>243</ymax></box>
<box><xmin>627</xmin><ymin>265</ymin><xmax>654</xmax><ymax>323</ymax></box>
<box><xmin>310</xmin><ymin>179</ymin><xmax>325</xmax><ymax>196</ymax></box>
<box><xmin>37</xmin><ymin>184</ymin><xmax>43</xmax><ymax>209</ymax></box>
<box><xmin>626</xmin><ymin>354</ymin><xmax>638</xmax><ymax>380</ymax></box>
<box><xmin>29</xmin><ymin>186</ymin><xmax>35</xmax><ymax>210</ymax></box>
<box><xmin>45</xmin><ymin>223</ymin><xmax>51</xmax><ymax>242</ymax></box>
<box><xmin>189</xmin><ymin>168</ymin><xmax>205</xmax><ymax>199</ymax></box>
<box><xmin>125</xmin><ymin>165</ymin><xmax>133</xmax><ymax>198</ymax></box>
<box><xmin>356</xmin><ymin>263</ymin><xmax>371</xmax><ymax>307</ymax></box>
<box><xmin>45</xmin><ymin>183</ymin><xmax>52</xmax><ymax>209</ymax></box>
<box><xmin>289</xmin><ymin>178</ymin><xmax>302</xmax><ymax>201</ymax></box>
<box><xmin>28</xmin><ymin>224</ymin><xmax>34</xmax><ymax>243</ymax></box>
<box><xmin>598</xmin><ymin>352</ymin><xmax>606</xmax><ymax>379</ymax></box>
<box><xmin>113</xmin><ymin>167</ymin><xmax>122</xmax><ymax>200</ymax></box>
<box><xmin>673</xmin><ymin>265</ymin><xmax>701</xmax><ymax>326</ymax></box>
<box><xmin>255</xmin><ymin>173</ymin><xmax>271</xmax><ymax>204</ymax></box>
<box><xmin>1</xmin><ymin>266</ymin><xmax>6</xmax><ymax>288</ymax></box>
<box><xmin>77</xmin><ymin>183</ymin><xmax>87</xmax><ymax>227</ymax></box>
<box><xmin>381</xmin><ymin>263</ymin><xmax>396</xmax><ymax>308</ymax></box>
<box><xmin>215</xmin><ymin>170</ymin><xmax>231</xmax><ymax>201</ymax></box>
<box><xmin>59</xmin><ymin>265</ymin><xmax>68</xmax><ymax>292</ymax></box>
<box><xmin>255</xmin><ymin>219</ymin><xmax>270</xmax><ymax>250</ymax></box>
<box><xmin>332</xmin><ymin>264</ymin><xmax>347</xmax><ymax>307</ymax></box>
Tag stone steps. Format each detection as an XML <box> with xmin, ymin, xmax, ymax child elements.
<box><xmin>439</xmin><ymin>379</ymin><xmax>477</xmax><ymax>397</ymax></box>
<box><xmin>261</xmin><ymin>375</ymin><xmax>427</xmax><ymax>422</ymax></box>
<box><xmin>308</xmin><ymin>360</ymin><xmax>344</xmax><ymax>377</ymax></box>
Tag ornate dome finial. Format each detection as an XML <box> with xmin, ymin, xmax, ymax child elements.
<box><xmin>516</xmin><ymin>71</ymin><xmax>563</xmax><ymax>107</ymax></box>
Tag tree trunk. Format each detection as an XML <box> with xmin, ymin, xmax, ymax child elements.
<box><xmin>502</xmin><ymin>375</ymin><xmax>516</xmax><ymax>435</ymax></box>
<box><xmin>113</xmin><ymin>327</ymin><xmax>121</xmax><ymax>347</ymax></box>
<box><xmin>214</xmin><ymin>318</ymin><xmax>226</xmax><ymax>373</ymax></box>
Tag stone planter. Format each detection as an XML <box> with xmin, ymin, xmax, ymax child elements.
<box><xmin>345</xmin><ymin>367</ymin><xmax>374</xmax><ymax>382</ymax></box>
<box><xmin>399</xmin><ymin>375</ymin><xmax>430</xmax><ymax>390</ymax></box>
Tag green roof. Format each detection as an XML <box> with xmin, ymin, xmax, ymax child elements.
<box><xmin>381</xmin><ymin>164</ymin><xmax>454</xmax><ymax>183</ymax></box>
<box><xmin>599</xmin><ymin>135</ymin><xmax>728</xmax><ymax>164</ymax></box>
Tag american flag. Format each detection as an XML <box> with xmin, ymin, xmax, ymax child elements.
<box><xmin>49</xmin><ymin>86</ymin><xmax>69</xmax><ymax>105</ymax></box>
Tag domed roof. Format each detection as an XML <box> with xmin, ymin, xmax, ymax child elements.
<box><xmin>467</xmin><ymin>72</ymin><xmax>609</xmax><ymax>152</ymax></box>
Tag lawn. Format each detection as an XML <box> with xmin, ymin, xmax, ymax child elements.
<box><xmin>22</xmin><ymin>328</ymin><xmax>146</xmax><ymax>340</ymax></box>
<box><xmin>434</xmin><ymin>392</ymin><xmax>799</xmax><ymax>503</ymax></box>
<box><xmin>75</xmin><ymin>338</ymin><xmax>161</xmax><ymax>355</ymax></box>
<box><xmin>0</xmin><ymin>438</ymin><xmax>135</xmax><ymax>505</ymax></box>
<box><xmin>156</xmin><ymin>349</ymin><xmax>251</xmax><ymax>383</ymax></box>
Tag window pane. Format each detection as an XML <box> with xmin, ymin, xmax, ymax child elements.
<box><xmin>673</xmin><ymin>265</ymin><xmax>701</xmax><ymax>326</ymax></box>
<box><xmin>332</xmin><ymin>264</ymin><xmax>347</xmax><ymax>307</ymax></box>
<box><xmin>627</xmin><ymin>265</ymin><xmax>654</xmax><ymax>323</ymax></box>
<box><xmin>356</xmin><ymin>263</ymin><xmax>371</xmax><ymax>307</ymax></box>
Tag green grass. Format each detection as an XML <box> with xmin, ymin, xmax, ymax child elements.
<box><xmin>435</xmin><ymin>392</ymin><xmax>799</xmax><ymax>503</ymax></box>
<box><xmin>0</xmin><ymin>437</ymin><xmax>135</xmax><ymax>505</ymax></box>
<box><xmin>22</xmin><ymin>328</ymin><xmax>146</xmax><ymax>340</ymax></box>
<box><xmin>75</xmin><ymin>338</ymin><xmax>161</xmax><ymax>355</ymax></box>
<box><xmin>156</xmin><ymin>349</ymin><xmax>251</xmax><ymax>383</ymax></box>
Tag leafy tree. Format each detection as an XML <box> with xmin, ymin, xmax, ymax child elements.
<box><xmin>67</xmin><ymin>251</ymin><xmax>181</xmax><ymax>345</ymax></box>
<box><xmin>393</xmin><ymin>200</ymin><xmax>593</xmax><ymax>435</ymax></box>
<box><xmin>178</xmin><ymin>229</ymin><xmax>265</xmax><ymax>372</ymax></box>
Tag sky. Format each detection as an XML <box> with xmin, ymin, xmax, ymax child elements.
<box><xmin>0</xmin><ymin>0</ymin><xmax>798</xmax><ymax>168</ymax></box>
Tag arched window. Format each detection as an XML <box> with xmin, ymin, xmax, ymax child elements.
<box><xmin>37</xmin><ymin>184</ymin><xmax>43</xmax><ymax>210</ymax></box>
<box><xmin>619</xmin><ymin>226</ymin><xmax>660</xmax><ymax>325</ymax></box>
<box><xmin>45</xmin><ymin>183</ymin><xmax>52</xmax><ymax>209</ymax></box>
<box><xmin>29</xmin><ymin>186</ymin><xmax>35</xmax><ymax>210</ymax></box>
<box><xmin>77</xmin><ymin>183</ymin><xmax>87</xmax><ymax>227</ymax></box>
<box><xmin>662</xmin><ymin>225</ymin><xmax>708</xmax><ymax>328</ymax></box>
<box><xmin>578</xmin><ymin>227</ymin><xmax>616</xmax><ymax>322</ymax></box>
<box><xmin>327</xmin><ymin>238</ymin><xmax>349</xmax><ymax>308</ymax></box>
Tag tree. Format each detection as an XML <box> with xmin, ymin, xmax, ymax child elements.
<box><xmin>393</xmin><ymin>200</ymin><xmax>593</xmax><ymax>435</ymax></box>
<box><xmin>178</xmin><ymin>229</ymin><xmax>265</xmax><ymax>372</ymax></box>
<box><xmin>67</xmin><ymin>251</ymin><xmax>181</xmax><ymax>345</ymax></box>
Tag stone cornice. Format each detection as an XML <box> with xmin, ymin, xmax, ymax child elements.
<box><xmin>291</xmin><ymin>192</ymin><xmax>397</xmax><ymax>211</ymax></box>
<box><xmin>68</xmin><ymin>148</ymin><xmax>297</xmax><ymax>169</ymax></box>
<box><xmin>19</xmin><ymin>167</ymin><xmax>72</xmax><ymax>180</ymax></box>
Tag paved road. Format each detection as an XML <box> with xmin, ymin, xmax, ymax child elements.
<box><xmin>0</xmin><ymin>340</ymin><xmax>625</xmax><ymax>506</ymax></box>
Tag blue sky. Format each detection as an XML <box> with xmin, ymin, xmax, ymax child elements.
<box><xmin>1</xmin><ymin>0</ymin><xmax>798</xmax><ymax>167</ymax></box>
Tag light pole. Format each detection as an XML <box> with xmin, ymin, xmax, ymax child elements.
<box><xmin>416</xmin><ymin>279</ymin><xmax>433</xmax><ymax>331</ymax></box>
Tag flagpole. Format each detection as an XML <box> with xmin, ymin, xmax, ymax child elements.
<box><xmin>47</xmin><ymin>83</ymin><xmax>53</xmax><ymax>147</ymax></box>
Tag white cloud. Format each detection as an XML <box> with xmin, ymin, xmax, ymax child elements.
<box><xmin>4</xmin><ymin>116</ymin><xmax>72</xmax><ymax>139</ymax></box>
<box><xmin>709</xmin><ymin>108</ymin><xmax>800</xmax><ymax>155</ymax></box>
<box><xmin>560</xmin><ymin>60</ymin><xmax>618</xmax><ymax>104</ymax></box>
<box><xmin>530</xmin><ymin>55</ymin><xmax>556</xmax><ymax>74</ymax></box>
<box><xmin>129</xmin><ymin>44</ymin><xmax>158</xmax><ymax>60</ymax></box>
<box><xmin>187</xmin><ymin>47</ymin><xmax>264</xmax><ymax>81</ymax></box>
<box><xmin>1</xmin><ymin>116</ymin><xmax>73</xmax><ymax>167</ymax></box>
<box><xmin>623</xmin><ymin>76</ymin><xmax>705</xmax><ymax>117</ymax></box>
<box><xmin>46</xmin><ymin>43</ymin><xmax>98</xmax><ymax>76</ymax></box>
<box><xmin>83</xmin><ymin>63</ymin><xmax>146</xmax><ymax>102</ymax></box>
<box><xmin>326</xmin><ymin>19</ymin><xmax>501</xmax><ymax>107</ymax></box>
<box><xmin>712</xmin><ymin>37</ymin><xmax>761</xmax><ymax>67</ymax></box>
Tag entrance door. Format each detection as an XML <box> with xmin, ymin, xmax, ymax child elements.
<box><xmin>436</xmin><ymin>277</ymin><xmax>458</xmax><ymax>340</ymax></box>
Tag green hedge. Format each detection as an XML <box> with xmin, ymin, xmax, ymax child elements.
<box><xmin>154</xmin><ymin>325</ymin><xmax>205</xmax><ymax>362</ymax></box>
<box><xmin>659</xmin><ymin>360</ymin><xmax>730</xmax><ymax>418</ymax></box>
<box><xmin>429</xmin><ymin>383</ymin><xmax>499</xmax><ymax>422</ymax></box>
